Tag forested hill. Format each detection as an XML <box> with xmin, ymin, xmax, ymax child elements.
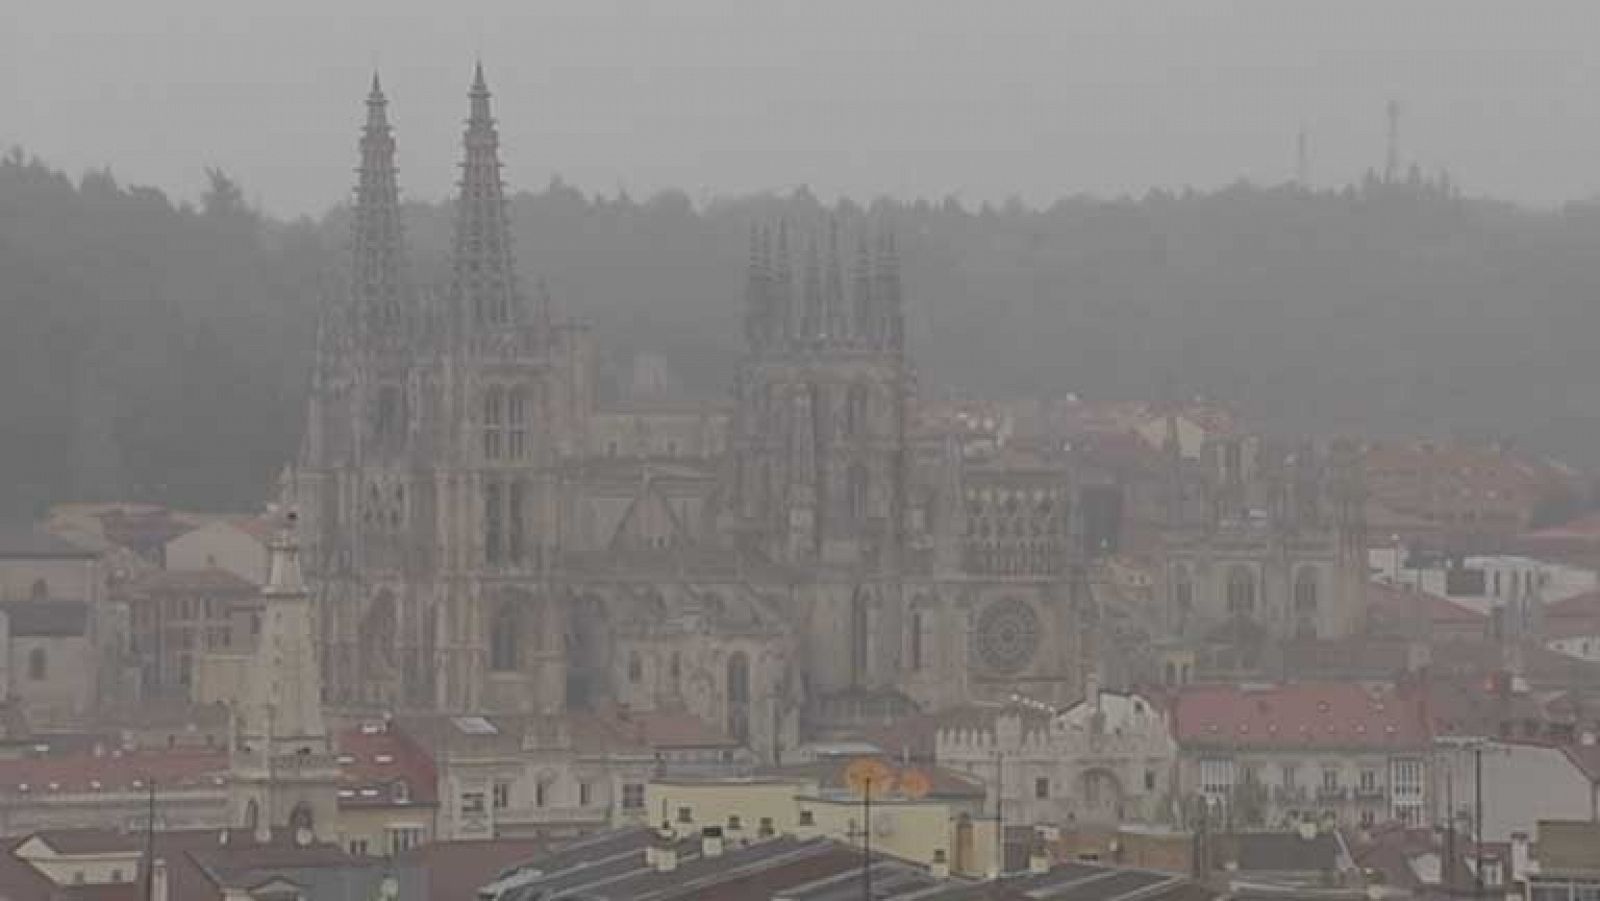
<box><xmin>6</xmin><ymin>149</ymin><xmax>1600</xmax><ymax>515</ymax></box>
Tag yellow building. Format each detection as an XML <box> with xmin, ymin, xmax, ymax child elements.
<box><xmin>644</xmin><ymin>759</ymin><xmax>1004</xmax><ymax>878</ymax></box>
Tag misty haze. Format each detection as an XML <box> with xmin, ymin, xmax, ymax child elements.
<box><xmin>2</xmin><ymin>5</ymin><xmax>1600</xmax><ymax>901</ymax></box>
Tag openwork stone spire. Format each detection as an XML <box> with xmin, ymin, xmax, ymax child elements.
<box><xmin>352</xmin><ymin>72</ymin><xmax>406</xmax><ymax>338</ymax></box>
<box><xmin>451</xmin><ymin>62</ymin><xmax>519</xmax><ymax>330</ymax></box>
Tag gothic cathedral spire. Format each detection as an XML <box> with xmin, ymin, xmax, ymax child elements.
<box><xmin>352</xmin><ymin>72</ymin><xmax>406</xmax><ymax>341</ymax></box>
<box><xmin>451</xmin><ymin>62</ymin><xmax>519</xmax><ymax>331</ymax></box>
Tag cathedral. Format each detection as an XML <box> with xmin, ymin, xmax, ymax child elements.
<box><xmin>291</xmin><ymin>68</ymin><xmax>1367</xmax><ymax>760</ymax></box>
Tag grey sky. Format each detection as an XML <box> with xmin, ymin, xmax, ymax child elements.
<box><xmin>5</xmin><ymin>1</ymin><xmax>1599</xmax><ymax>217</ymax></box>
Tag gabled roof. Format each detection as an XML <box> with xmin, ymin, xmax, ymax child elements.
<box><xmin>336</xmin><ymin>723</ymin><xmax>438</xmax><ymax>808</ymax></box>
<box><xmin>19</xmin><ymin>829</ymin><xmax>142</xmax><ymax>855</ymax></box>
<box><xmin>1173</xmin><ymin>682</ymin><xmax>1429</xmax><ymax>750</ymax></box>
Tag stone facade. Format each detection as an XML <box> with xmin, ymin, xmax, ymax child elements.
<box><xmin>290</xmin><ymin>71</ymin><xmax>1104</xmax><ymax>758</ymax></box>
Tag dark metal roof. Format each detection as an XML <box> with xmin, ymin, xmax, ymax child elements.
<box><xmin>0</xmin><ymin>600</ymin><xmax>89</xmax><ymax>637</ymax></box>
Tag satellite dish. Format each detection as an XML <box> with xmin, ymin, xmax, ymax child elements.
<box><xmin>843</xmin><ymin>758</ymin><xmax>894</xmax><ymax>799</ymax></box>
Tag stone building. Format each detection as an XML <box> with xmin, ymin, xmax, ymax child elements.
<box><xmin>1153</xmin><ymin>429</ymin><xmax>1369</xmax><ymax>681</ymax></box>
<box><xmin>290</xmin><ymin>69</ymin><xmax>1105</xmax><ymax>759</ymax></box>
<box><xmin>934</xmin><ymin>680</ymin><xmax>1179</xmax><ymax>829</ymax></box>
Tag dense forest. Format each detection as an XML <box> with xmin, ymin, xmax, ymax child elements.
<box><xmin>5</xmin><ymin>147</ymin><xmax>1600</xmax><ymax>515</ymax></box>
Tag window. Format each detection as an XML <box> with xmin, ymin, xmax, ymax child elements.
<box><xmin>507</xmin><ymin>388</ymin><xmax>528</xmax><ymax>460</ymax></box>
<box><xmin>489</xmin><ymin>604</ymin><xmax>519</xmax><ymax>671</ymax></box>
<box><xmin>535</xmin><ymin>776</ymin><xmax>552</xmax><ymax>808</ymax></box>
<box><xmin>484</xmin><ymin>481</ymin><xmax>504</xmax><ymax>564</ymax></box>
<box><xmin>1359</xmin><ymin>769</ymin><xmax>1378</xmax><ymax>794</ymax></box>
<box><xmin>461</xmin><ymin>791</ymin><xmax>486</xmax><ymax>815</ymax></box>
<box><xmin>482</xmin><ymin>387</ymin><xmax>504</xmax><ymax>460</ymax></box>
<box><xmin>1035</xmin><ymin>777</ymin><xmax>1050</xmax><ymax>799</ymax></box>
<box><xmin>348</xmin><ymin>839</ymin><xmax>369</xmax><ymax>857</ymax></box>
<box><xmin>909</xmin><ymin>611</ymin><xmax>923</xmax><ymax>671</ymax></box>
<box><xmin>1322</xmin><ymin>767</ymin><xmax>1340</xmax><ymax>793</ymax></box>
<box><xmin>848</xmin><ymin>464</ymin><xmax>869</xmax><ymax>524</ymax></box>
<box><xmin>27</xmin><ymin>648</ymin><xmax>46</xmax><ymax>681</ymax></box>
<box><xmin>628</xmin><ymin>652</ymin><xmax>642</xmax><ymax>684</ymax></box>
<box><xmin>579</xmin><ymin>782</ymin><xmax>592</xmax><ymax>807</ymax></box>
<box><xmin>1360</xmin><ymin>808</ymin><xmax>1375</xmax><ymax>828</ymax></box>
<box><xmin>677</xmin><ymin>806</ymin><xmax>693</xmax><ymax>824</ymax></box>
<box><xmin>392</xmin><ymin>780</ymin><xmax>410</xmax><ymax>803</ymax></box>
<box><xmin>622</xmin><ymin>783</ymin><xmax>645</xmax><ymax>810</ymax></box>
<box><xmin>1199</xmin><ymin>758</ymin><xmax>1235</xmax><ymax>801</ymax></box>
<box><xmin>1294</xmin><ymin>567</ymin><xmax>1318</xmax><ymax>612</ymax></box>
<box><xmin>728</xmin><ymin>814</ymin><xmax>743</xmax><ymax>831</ymax></box>
<box><xmin>493</xmin><ymin>781</ymin><xmax>511</xmax><ymax>810</ymax></box>
<box><xmin>798</xmin><ymin>809</ymin><xmax>814</xmax><ymax>826</ymax></box>
<box><xmin>1145</xmin><ymin>770</ymin><xmax>1157</xmax><ymax>792</ymax></box>
<box><xmin>507</xmin><ymin>480</ymin><xmax>525</xmax><ymax>564</ymax></box>
<box><xmin>29</xmin><ymin>578</ymin><xmax>47</xmax><ymax>600</ymax></box>
<box><xmin>1281</xmin><ymin>765</ymin><xmax>1299</xmax><ymax>792</ymax></box>
<box><xmin>1227</xmin><ymin>566</ymin><xmax>1255</xmax><ymax>615</ymax></box>
<box><xmin>759</xmin><ymin>817</ymin><xmax>775</xmax><ymax>837</ymax></box>
<box><xmin>388</xmin><ymin>827</ymin><xmax>423</xmax><ymax>855</ymax></box>
<box><xmin>111</xmin><ymin>869</ymin><xmax>123</xmax><ymax>882</ymax></box>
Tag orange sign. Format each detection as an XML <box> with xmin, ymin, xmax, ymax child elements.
<box><xmin>843</xmin><ymin>757</ymin><xmax>894</xmax><ymax>798</ymax></box>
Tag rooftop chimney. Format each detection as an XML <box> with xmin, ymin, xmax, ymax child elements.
<box><xmin>1029</xmin><ymin>836</ymin><xmax>1051</xmax><ymax>875</ymax></box>
<box><xmin>701</xmin><ymin>826</ymin><xmax>724</xmax><ymax>859</ymax></box>
<box><xmin>930</xmin><ymin>848</ymin><xmax>950</xmax><ymax>880</ymax></box>
<box><xmin>653</xmin><ymin>820</ymin><xmax>677</xmax><ymax>873</ymax></box>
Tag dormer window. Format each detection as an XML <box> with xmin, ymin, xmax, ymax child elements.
<box><xmin>392</xmin><ymin>780</ymin><xmax>410</xmax><ymax>804</ymax></box>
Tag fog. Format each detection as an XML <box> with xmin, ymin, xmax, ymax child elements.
<box><xmin>7</xmin><ymin>1</ymin><xmax>1600</xmax><ymax>216</ymax></box>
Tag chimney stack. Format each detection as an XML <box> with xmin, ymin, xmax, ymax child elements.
<box><xmin>930</xmin><ymin>848</ymin><xmax>950</xmax><ymax>880</ymax></box>
<box><xmin>653</xmin><ymin>821</ymin><xmax>677</xmax><ymax>872</ymax></box>
<box><xmin>701</xmin><ymin>825</ymin><xmax>725</xmax><ymax>858</ymax></box>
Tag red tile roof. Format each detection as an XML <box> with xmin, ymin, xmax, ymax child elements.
<box><xmin>1172</xmin><ymin>682</ymin><xmax>1430</xmax><ymax>750</ymax></box>
<box><xmin>1366</xmin><ymin>582</ymin><xmax>1485</xmax><ymax>625</ymax></box>
<box><xmin>0</xmin><ymin>748</ymin><xmax>228</xmax><ymax>796</ymax></box>
<box><xmin>337</xmin><ymin>723</ymin><xmax>438</xmax><ymax>808</ymax></box>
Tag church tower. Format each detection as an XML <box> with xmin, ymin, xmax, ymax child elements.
<box><xmin>228</xmin><ymin>510</ymin><xmax>339</xmax><ymax>844</ymax></box>
<box><xmin>730</xmin><ymin>216</ymin><xmax>911</xmax><ymax>571</ymax></box>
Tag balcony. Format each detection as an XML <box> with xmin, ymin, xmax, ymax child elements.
<box><xmin>1354</xmin><ymin>785</ymin><xmax>1387</xmax><ymax>801</ymax></box>
<box><xmin>1316</xmin><ymin>786</ymin><xmax>1347</xmax><ymax>801</ymax></box>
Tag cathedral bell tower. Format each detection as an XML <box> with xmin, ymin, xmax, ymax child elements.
<box><xmin>729</xmin><ymin>216</ymin><xmax>911</xmax><ymax>571</ymax></box>
<box><xmin>228</xmin><ymin>509</ymin><xmax>339</xmax><ymax>844</ymax></box>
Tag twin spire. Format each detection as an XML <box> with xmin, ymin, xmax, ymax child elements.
<box><xmin>744</xmin><ymin>218</ymin><xmax>904</xmax><ymax>355</ymax></box>
<box><xmin>348</xmin><ymin>64</ymin><xmax>523</xmax><ymax>344</ymax></box>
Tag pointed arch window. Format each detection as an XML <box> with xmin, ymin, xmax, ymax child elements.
<box><xmin>484</xmin><ymin>481</ymin><xmax>504</xmax><ymax>565</ymax></box>
<box><xmin>848</xmin><ymin>464</ymin><xmax>869</xmax><ymax>525</ymax></box>
<box><xmin>727</xmin><ymin>652</ymin><xmax>751</xmax><ymax>743</ymax></box>
<box><xmin>482</xmin><ymin>386</ymin><xmax>505</xmax><ymax>460</ymax></box>
<box><xmin>507</xmin><ymin>480</ymin><xmax>526</xmax><ymax>565</ymax></box>
<box><xmin>1227</xmin><ymin>565</ymin><xmax>1256</xmax><ymax>616</ymax></box>
<box><xmin>845</xmin><ymin>383</ymin><xmax>869</xmax><ymax>438</ymax></box>
<box><xmin>1294</xmin><ymin>567</ymin><xmax>1319</xmax><ymax>612</ymax></box>
<box><xmin>507</xmin><ymin>388</ymin><xmax>528</xmax><ymax>460</ymax></box>
<box><xmin>489</xmin><ymin>603</ymin><xmax>519</xmax><ymax>672</ymax></box>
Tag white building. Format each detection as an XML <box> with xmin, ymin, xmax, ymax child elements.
<box><xmin>1369</xmin><ymin>548</ymin><xmax>1596</xmax><ymax>617</ymax></box>
<box><xmin>935</xmin><ymin>681</ymin><xmax>1179</xmax><ymax>828</ymax></box>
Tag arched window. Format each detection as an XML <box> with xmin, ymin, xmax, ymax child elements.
<box><xmin>1227</xmin><ymin>566</ymin><xmax>1255</xmax><ymax>616</ymax></box>
<box><xmin>845</xmin><ymin>383</ymin><xmax>869</xmax><ymax>437</ymax></box>
<box><xmin>909</xmin><ymin>610</ymin><xmax>924</xmax><ymax>671</ymax></box>
<box><xmin>628</xmin><ymin>652</ymin><xmax>642</xmax><ymax>684</ymax></box>
<box><xmin>482</xmin><ymin>386</ymin><xmax>505</xmax><ymax>460</ymax></box>
<box><xmin>506</xmin><ymin>480</ymin><xmax>526</xmax><ymax>565</ymax></box>
<box><xmin>243</xmin><ymin>799</ymin><xmax>259</xmax><ymax>832</ymax></box>
<box><xmin>484</xmin><ymin>481</ymin><xmax>504</xmax><ymax>565</ymax></box>
<box><xmin>27</xmin><ymin>648</ymin><xmax>46</xmax><ymax>681</ymax></box>
<box><xmin>1174</xmin><ymin>570</ymin><xmax>1193</xmax><ymax>613</ymax></box>
<box><xmin>288</xmin><ymin>803</ymin><xmax>315</xmax><ymax>836</ymax></box>
<box><xmin>727</xmin><ymin>652</ymin><xmax>751</xmax><ymax>743</ymax></box>
<box><xmin>507</xmin><ymin>388</ymin><xmax>528</xmax><ymax>460</ymax></box>
<box><xmin>848</xmin><ymin>465</ymin><xmax>869</xmax><ymax>524</ymax></box>
<box><xmin>28</xmin><ymin>579</ymin><xmax>47</xmax><ymax>600</ymax></box>
<box><xmin>489</xmin><ymin>603</ymin><xmax>519</xmax><ymax>672</ymax></box>
<box><xmin>1294</xmin><ymin>567</ymin><xmax>1318</xmax><ymax>612</ymax></box>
